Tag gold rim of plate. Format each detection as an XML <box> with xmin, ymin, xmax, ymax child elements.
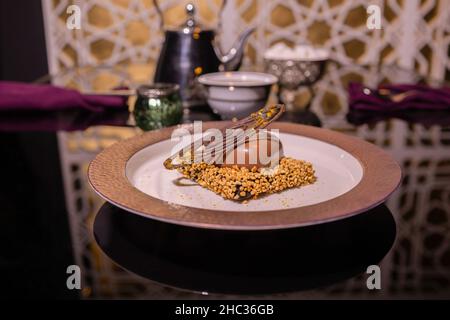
<box><xmin>88</xmin><ymin>122</ymin><xmax>402</xmax><ymax>230</ymax></box>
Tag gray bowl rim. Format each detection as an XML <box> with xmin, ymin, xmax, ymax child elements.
<box><xmin>198</xmin><ymin>71</ymin><xmax>278</xmax><ymax>87</ymax></box>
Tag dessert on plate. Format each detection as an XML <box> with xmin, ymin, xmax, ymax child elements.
<box><xmin>164</xmin><ymin>104</ymin><xmax>316</xmax><ymax>202</ymax></box>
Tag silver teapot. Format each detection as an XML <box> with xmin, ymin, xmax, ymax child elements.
<box><xmin>153</xmin><ymin>1</ymin><xmax>255</xmax><ymax>106</ymax></box>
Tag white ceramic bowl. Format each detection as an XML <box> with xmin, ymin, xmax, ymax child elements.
<box><xmin>198</xmin><ymin>71</ymin><xmax>278</xmax><ymax>119</ymax></box>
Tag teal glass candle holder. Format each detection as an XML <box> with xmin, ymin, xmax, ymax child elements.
<box><xmin>133</xmin><ymin>83</ymin><xmax>183</xmax><ymax>131</ymax></box>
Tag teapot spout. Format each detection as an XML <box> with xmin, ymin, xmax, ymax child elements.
<box><xmin>214</xmin><ymin>27</ymin><xmax>255</xmax><ymax>71</ymax></box>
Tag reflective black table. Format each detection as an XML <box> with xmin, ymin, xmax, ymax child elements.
<box><xmin>1</xmin><ymin>62</ymin><xmax>449</xmax><ymax>299</ymax></box>
<box><xmin>94</xmin><ymin>202</ymin><xmax>395</xmax><ymax>295</ymax></box>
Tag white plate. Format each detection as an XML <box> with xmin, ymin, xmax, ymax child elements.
<box><xmin>88</xmin><ymin>122</ymin><xmax>401</xmax><ymax>230</ymax></box>
<box><xmin>126</xmin><ymin>133</ymin><xmax>363</xmax><ymax>212</ymax></box>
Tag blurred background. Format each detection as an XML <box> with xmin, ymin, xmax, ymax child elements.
<box><xmin>0</xmin><ymin>0</ymin><xmax>449</xmax><ymax>299</ymax></box>
<box><xmin>1</xmin><ymin>0</ymin><xmax>449</xmax><ymax>116</ymax></box>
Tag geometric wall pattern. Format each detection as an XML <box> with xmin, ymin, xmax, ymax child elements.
<box><xmin>41</xmin><ymin>0</ymin><xmax>450</xmax><ymax>119</ymax></box>
<box><xmin>42</xmin><ymin>0</ymin><xmax>450</xmax><ymax>79</ymax></box>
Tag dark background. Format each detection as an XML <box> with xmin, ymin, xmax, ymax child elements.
<box><xmin>0</xmin><ymin>1</ymin><xmax>77</xmax><ymax>298</ymax></box>
<box><xmin>0</xmin><ymin>0</ymin><xmax>48</xmax><ymax>81</ymax></box>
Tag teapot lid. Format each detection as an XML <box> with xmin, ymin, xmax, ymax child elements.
<box><xmin>176</xmin><ymin>3</ymin><xmax>212</xmax><ymax>33</ymax></box>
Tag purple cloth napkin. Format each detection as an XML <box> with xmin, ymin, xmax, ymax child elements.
<box><xmin>0</xmin><ymin>81</ymin><xmax>128</xmax><ymax>112</ymax></box>
<box><xmin>349</xmin><ymin>82</ymin><xmax>450</xmax><ymax>111</ymax></box>
<box><xmin>0</xmin><ymin>109</ymin><xmax>129</xmax><ymax>132</ymax></box>
<box><xmin>347</xmin><ymin>109</ymin><xmax>450</xmax><ymax>127</ymax></box>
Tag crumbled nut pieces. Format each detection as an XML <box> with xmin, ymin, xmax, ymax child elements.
<box><xmin>178</xmin><ymin>157</ymin><xmax>316</xmax><ymax>201</ymax></box>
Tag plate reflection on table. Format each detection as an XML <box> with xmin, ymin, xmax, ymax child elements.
<box><xmin>93</xmin><ymin>202</ymin><xmax>396</xmax><ymax>295</ymax></box>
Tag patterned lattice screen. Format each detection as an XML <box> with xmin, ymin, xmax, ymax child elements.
<box><xmin>42</xmin><ymin>0</ymin><xmax>450</xmax><ymax>80</ymax></box>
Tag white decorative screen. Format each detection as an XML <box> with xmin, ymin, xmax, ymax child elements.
<box><xmin>42</xmin><ymin>0</ymin><xmax>450</xmax><ymax>79</ymax></box>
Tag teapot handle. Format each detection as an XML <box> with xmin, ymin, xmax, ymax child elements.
<box><xmin>152</xmin><ymin>0</ymin><xmax>164</xmax><ymax>29</ymax></box>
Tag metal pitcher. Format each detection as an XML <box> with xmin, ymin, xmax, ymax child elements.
<box><xmin>153</xmin><ymin>0</ymin><xmax>255</xmax><ymax>107</ymax></box>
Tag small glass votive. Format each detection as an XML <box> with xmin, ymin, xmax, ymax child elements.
<box><xmin>133</xmin><ymin>83</ymin><xmax>183</xmax><ymax>131</ymax></box>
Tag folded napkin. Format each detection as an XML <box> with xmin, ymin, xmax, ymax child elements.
<box><xmin>0</xmin><ymin>109</ymin><xmax>129</xmax><ymax>132</ymax></box>
<box><xmin>347</xmin><ymin>109</ymin><xmax>450</xmax><ymax>128</ymax></box>
<box><xmin>349</xmin><ymin>83</ymin><xmax>450</xmax><ymax>111</ymax></box>
<box><xmin>0</xmin><ymin>81</ymin><xmax>128</xmax><ymax>112</ymax></box>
